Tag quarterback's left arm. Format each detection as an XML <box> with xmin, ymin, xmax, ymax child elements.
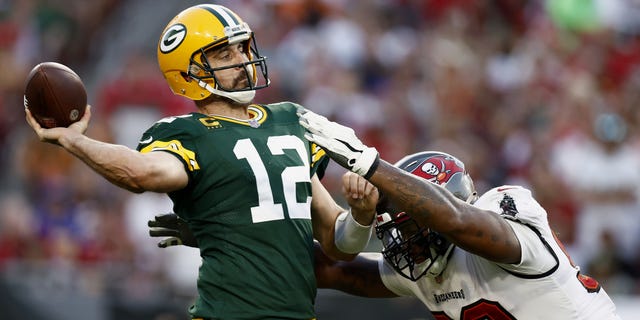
<box><xmin>314</xmin><ymin>242</ymin><xmax>397</xmax><ymax>297</ymax></box>
<box><xmin>311</xmin><ymin>173</ymin><xmax>377</xmax><ymax>261</ymax></box>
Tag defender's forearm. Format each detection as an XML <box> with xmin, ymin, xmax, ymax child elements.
<box><xmin>368</xmin><ymin>160</ymin><xmax>520</xmax><ymax>263</ymax></box>
<box><xmin>368</xmin><ymin>160</ymin><xmax>460</xmax><ymax>231</ymax></box>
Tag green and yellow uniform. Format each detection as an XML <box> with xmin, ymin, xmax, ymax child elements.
<box><xmin>137</xmin><ymin>102</ymin><xmax>326</xmax><ymax>319</ymax></box>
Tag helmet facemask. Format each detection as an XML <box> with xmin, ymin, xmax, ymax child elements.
<box><xmin>157</xmin><ymin>5</ymin><xmax>271</xmax><ymax>103</ymax></box>
<box><xmin>376</xmin><ymin>205</ymin><xmax>454</xmax><ymax>281</ymax></box>
<box><xmin>374</xmin><ymin>151</ymin><xmax>477</xmax><ymax>281</ymax></box>
<box><xmin>189</xmin><ymin>31</ymin><xmax>269</xmax><ymax>104</ymax></box>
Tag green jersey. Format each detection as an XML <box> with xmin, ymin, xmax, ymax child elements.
<box><xmin>137</xmin><ymin>102</ymin><xmax>327</xmax><ymax>319</ymax></box>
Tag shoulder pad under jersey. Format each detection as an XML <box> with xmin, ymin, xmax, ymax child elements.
<box><xmin>473</xmin><ymin>185</ymin><xmax>549</xmax><ymax>228</ymax></box>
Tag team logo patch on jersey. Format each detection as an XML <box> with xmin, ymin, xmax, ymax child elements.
<box><xmin>499</xmin><ymin>194</ymin><xmax>518</xmax><ymax>217</ymax></box>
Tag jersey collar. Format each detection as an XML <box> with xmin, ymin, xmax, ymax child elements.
<box><xmin>205</xmin><ymin>104</ymin><xmax>267</xmax><ymax>128</ymax></box>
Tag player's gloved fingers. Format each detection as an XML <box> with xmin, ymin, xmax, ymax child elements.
<box><xmin>295</xmin><ymin>106</ymin><xmax>308</xmax><ymax>117</ymax></box>
<box><xmin>297</xmin><ymin>109</ymin><xmax>309</xmax><ymax>123</ymax></box>
<box><xmin>311</xmin><ymin>116</ymin><xmax>332</xmax><ymax>135</ymax></box>
<box><xmin>298</xmin><ymin>109</ymin><xmax>330</xmax><ymax>134</ymax></box>
<box><xmin>148</xmin><ymin>213</ymin><xmax>179</xmax><ymax>228</ymax></box>
<box><xmin>299</xmin><ymin>117</ymin><xmax>322</xmax><ymax>135</ymax></box>
<box><xmin>158</xmin><ymin>237</ymin><xmax>183</xmax><ymax>248</ymax></box>
<box><xmin>148</xmin><ymin>220</ymin><xmax>161</xmax><ymax>228</ymax></box>
<box><xmin>149</xmin><ymin>227</ymin><xmax>181</xmax><ymax>238</ymax></box>
<box><xmin>303</xmin><ymin>132</ymin><xmax>316</xmax><ymax>143</ymax></box>
<box><xmin>298</xmin><ymin>117</ymin><xmax>310</xmax><ymax>130</ymax></box>
<box><xmin>148</xmin><ymin>219</ymin><xmax>177</xmax><ymax>229</ymax></box>
<box><xmin>155</xmin><ymin>213</ymin><xmax>179</xmax><ymax>223</ymax></box>
<box><xmin>297</xmin><ymin>108</ymin><xmax>312</xmax><ymax>126</ymax></box>
<box><xmin>306</xmin><ymin>132</ymin><xmax>331</xmax><ymax>147</ymax></box>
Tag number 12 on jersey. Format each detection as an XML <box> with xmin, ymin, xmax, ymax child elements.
<box><xmin>234</xmin><ymin>136</ymin><xmax>312</xmax><ymax>223</ymax></box>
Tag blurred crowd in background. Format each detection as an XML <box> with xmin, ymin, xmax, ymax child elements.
<box><xmin>0</xmin><ymin>0</ymin><xmax>639</xmax><ymax>319</ymax></box>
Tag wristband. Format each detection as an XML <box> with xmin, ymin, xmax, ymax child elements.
<box><xmin>352</xmin><ymin>147</ymin><xmax>379</xmax><ymax>178</ymax></box>
<box><xmin>363</xmin><ymin>152</ymin><xmax>380</xmax><ymax>179</ymax></box>
<box><xmin>334</xmin><ymin>209</ymin><xmax>374</xmax><ymax>254</ymax></box>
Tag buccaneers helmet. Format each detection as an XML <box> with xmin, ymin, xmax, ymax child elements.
<box><xmin>375</xmin><ymin>151</ymin><xmax>477</xmax><ymax>281</ymax></box>
<box><xmin>157</xmin><ymin>4</ymin><xmax>269</xmax><ymax>103</ymax></box>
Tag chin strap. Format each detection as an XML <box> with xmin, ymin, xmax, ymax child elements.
<box><xmin>426</xmin><ymin>244</ymin><xmax>455</xmax><ymax>278</ymax></box>
<box><xmin>198</xmin><ymin>79</ymin><xmax>256</xmax><ymax>104</ymax></box>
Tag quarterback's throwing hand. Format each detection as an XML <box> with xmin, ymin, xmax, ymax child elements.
<box><xmin>297</xmin><ymin>108</ymin><xmax>380</xmax><ymax>178</ymax></box>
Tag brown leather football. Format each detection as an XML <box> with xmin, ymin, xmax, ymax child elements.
<box><xmin>24</xmin><ymin>62</ymin><xmax>87</xmax><ymax>128</ymax></box>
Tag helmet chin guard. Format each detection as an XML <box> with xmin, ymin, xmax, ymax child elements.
<box><xmin>375</xmin><ymin>151</ymin><xmax>476</xmax><ymax>281</ymax></box>
<box><xmin>376</xmin><ymin>212</ymin><xmax>454</xmax><ymax>281</ymax></box>
<box><xmin>196</xmin><ymin>79</ymin><xmax>256</xmax><ymax>104</ymax></box>
<box><xmin>424</xmin><ymin>241</ymin><xmax>455</xmax><ymax>278</ymax></box>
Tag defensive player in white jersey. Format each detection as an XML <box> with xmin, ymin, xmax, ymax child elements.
<box><xmin>149</xmin><ymin>149</ymin><xmax>622</xmax><ymax>319</ymax></box>
<box><xmin>148</xmin><ymin>110</ymin><xmax>622</xmax><ymax>319</ymax></box>
<box><xmin>299</xmin><ymin>109</ymin><xmax>621</xmax><ymax>320</ymax></box>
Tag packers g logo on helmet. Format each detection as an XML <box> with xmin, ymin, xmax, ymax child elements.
<box><xmin>159</xmin><ymin>24</ymin><xmax>186</xmax><ymax>53</ymax></box>
<box><xmin>157</xmin><ymin>4</ymin><xmax>270</xmax><ymax>103</ymax></box>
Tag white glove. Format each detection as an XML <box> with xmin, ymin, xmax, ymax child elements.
<box><xmin>298</xmin><ymin>108</ymin><xmax>379</xmax><ymax>178</ymax></box>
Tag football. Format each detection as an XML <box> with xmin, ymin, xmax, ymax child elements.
<box><xmin>24</xmin><ymin>62</ymin><xmax>87</xmax><ymax>128</ymax></box>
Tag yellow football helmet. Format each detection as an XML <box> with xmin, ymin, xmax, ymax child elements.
<box><xmin>157</xmin><ymin>4</ymin><xmax>269</xmax><ymax>103</ymax></box>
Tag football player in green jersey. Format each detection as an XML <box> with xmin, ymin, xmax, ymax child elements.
<box><xmin>25</xmin><ymin>4</ymin><xmax>379</xmax><ymax>320</ymax></box>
